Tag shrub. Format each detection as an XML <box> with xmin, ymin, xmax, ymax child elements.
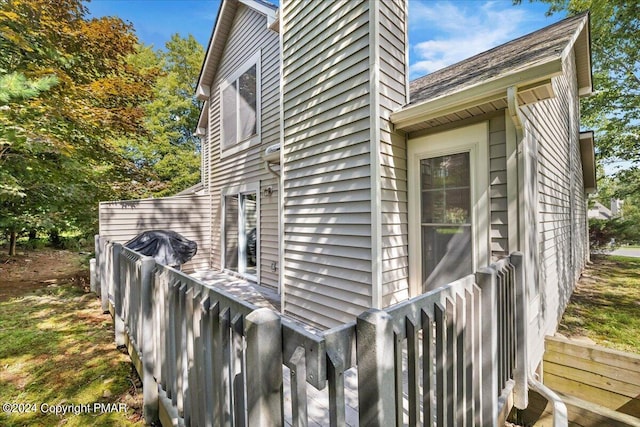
<box><xmin>589</xmin><ymin>217</ymin><xmax>640</xmax><ymax>252</ymax></box>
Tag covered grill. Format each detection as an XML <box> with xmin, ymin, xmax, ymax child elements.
<box><xmin>125</xmin><ymin>230</ymin><xmax>197</xmax><ymax>269</ymax></box>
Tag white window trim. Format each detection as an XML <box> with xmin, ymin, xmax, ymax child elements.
<box><xmin>220</xmin><ymin>50</ymin><xmax>261</xmax><ymax>159</ymax></box>
<box><xmin>407</xmin><ymin>122</ymin><xmax>489</xmax><ymax>297</ymax></box>
<box><xmin>221</xmin><ymin>182</ymin><xmax>261</xmax><ymax>283</ymax></box>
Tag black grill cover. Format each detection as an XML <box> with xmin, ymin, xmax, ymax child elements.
<box><xmin>124</xmin><ymin>230</ymin><xmax>197</xmax><ymax>267</ymax></box>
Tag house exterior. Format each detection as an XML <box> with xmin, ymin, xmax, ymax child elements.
<box><xmin>587</xmin><ymin>199</ymin><xmax>623</xmax><ymax>219</ymax></box>
<box><xmin>100</xmin><ymin>0</ymin><xmax>595</xmax><ymax>380</ymax></box>
<box><xmin>588</xmin><ymin>201</ymin><xmax>613</xmax><ymax>220</ymax></box>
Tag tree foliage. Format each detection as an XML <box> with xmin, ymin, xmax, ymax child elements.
<box><xmin>0</xmin><ymin>0</ymin><xmax>157</xmax><ymax>252</ymax></box>
<box><xmin>589</xmin><ymin>218</ymin><xmax>640</xmax><ymax>252</ymax></box>
<box><xmin>516</xmin><ymin>0</ymin><xmax>640</xmax><ymax>195</ymax></box>
<box><xmin>136</xmin><ymin>35</ymin><xmax>204</xmax><ymax>197</ymax></box>
<box><xmin>589</xmin><ymin>168</ymin><xmax>640</xmax><ymax>251</ymax></box>
<box><xmin>1</xmin><ymin>0</ymin><xmax>206</xmax><ymax>254</ymax></box>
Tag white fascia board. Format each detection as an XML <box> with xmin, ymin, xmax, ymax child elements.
<box><xmin>196</xmin><ymin>0</ymin><xmax>277</xmax><ymax>95</ymax></box>
<box><xmin>391</xmin><ymin>57</ymin><xmax>563</xmax><ymax>130</ymax></box>
<box><xmin>579</xmin><ymin>131</ymin><xmax>597</xmax><ymax>193</ymax></box>
<box><xmin>195</xmin><ymin>0</ymin><xmax>232</xmax><ymax>94</ymax></box>
<box><xmin>561</xmin><ymin>14</ymin><xmax>588</xmax><ymax>63</ymax></box>
<box><xmin>238</xmin><ymin>0</ymin><xmax>277</xmax><ymax>27</ymax></box>
<box><xmin>268</xmin><ymin>13</ymin><xmax>279</xmax><ymax>32</ymax></box>
<box><xmin>578</xmin><ymin>86</ymin><xmax>592</xmax><ymax>97</ymax></box>
<box><xmin>562</xmin><ymin>14</ymin><xmax>592</xmax><ymax>98</ymax></box>
<box><xmin>197</xmin><ymin>101</ymin><xmax>209</xmax><ymax>129</ymax></box>
<box><xmin>196</xmin><ymin>84</ymin><xmax>210</xmax><ymax>101</ymax></box>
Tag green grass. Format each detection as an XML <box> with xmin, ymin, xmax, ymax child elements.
<box><xmin>558</xmin><ymin>255</ymin><xmax>640</xmax><ymax>354</ymax></box>
<box><xmin>0</xmin><ymin>283</ymin><xmax>143</xmax><ymax>426</ymax></box>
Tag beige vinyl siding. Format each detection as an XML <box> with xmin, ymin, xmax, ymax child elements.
<box><xmin>206</xmin><ymin>4</ymin><xmax>280</xmax><ymax>289</ymax></box>
<box><xmin>568</xmin><ymin>50</ymin><xmax>588</xmax><ymax>281</ymax></box>
<box><xmin>282</xmin><ymin>0</ymin><xmax>373</xmax><ymax>329</ymax></box>
<box><xmin>260</xmin><ymin>177</ymin><xmax>278</xmax><ymax>288</ymax></box>
<box><xmin>519</xmin><ymin>49</ymin><xmax>587</xmax><ymax>358</ymax></box>
<box><xmin>378</xmin><ymin>0</ymin><xmax>409</xmax><ymax>308</ymax></box>
<box><xmin>488</xmin><ymin>115</ymin><xmax>509</xmax><ymax>258</ymax></box>
<box><xmin>98</xmin><ymin>194</ymin><xmax>211</xmax><ymax>272</ymax></box>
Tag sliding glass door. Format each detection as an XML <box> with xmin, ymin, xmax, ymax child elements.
<box><xmin>223</xmin><ymin>187</ymin><xmax>258</xmax><ymax>280</ymax></box>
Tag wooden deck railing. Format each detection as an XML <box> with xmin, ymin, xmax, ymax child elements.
<box><xmin>93</xmin><ymin>236</ymin><xmax>528</xmax><ymax>426</ymax></box>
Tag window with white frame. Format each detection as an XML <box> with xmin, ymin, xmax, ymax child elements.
<box><xmin>220</xmin><ymin>52</ymin><xmax>260</xmax><ymax>156</ymax></box>
<box><xmin>222</xmin><ymin>184</ymin><xmax>259</xmax><ymax>280</ymax></box>
<box><xmin>407</xmin><ymin>122</ymin><xmax>489</xmax><ymax>296</ymax></box>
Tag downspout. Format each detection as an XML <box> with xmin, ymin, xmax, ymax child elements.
<box><xmin>264</xmin><ymin>161</ymin><xmax>280</xmax><ymax>178</ymax></box>
<box><xmin>507</xmin><ymin>86</ymin><xmax>524</xmax><ymax>141</ymax></box>
<box><xmin>507</xmin><ymin>86</ymin><xmax>524</xmax><ymax>262</ymax></box>
<box><xmin>528</xmin><ymin>377</ymin><xmax>568</xmax><ymax>427</ymax></box>
<box><xmin>507</xmin><ymin>86</ymin><xmax>568</xmax><ymax>427</ymax></box>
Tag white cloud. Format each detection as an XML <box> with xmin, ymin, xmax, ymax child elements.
<box><xmin>408</xmin><ymin>0</ymin><xmax>527</xmax><ymax>79</ymax></box>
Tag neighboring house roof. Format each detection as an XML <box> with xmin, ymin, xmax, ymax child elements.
<box><xmin>588</xmin><ymin>201</ymin><xmax>612</xmax><ymax>220</ymax></box>
<box><xmin>175</xmin><ymin>181</ymin><xmax>206</xmax><ymax>196</ymax></box>
<box><xmin>392</xmin><ymin>12</ymin><xmax>591</xmax><ymax>132</ymax></box>
<box><xmin>196</xmin><ymin>0</ymin><xmax>277</xmax><ymax>101</ymax></box>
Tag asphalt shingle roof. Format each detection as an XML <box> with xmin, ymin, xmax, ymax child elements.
<box><xmin>408</xmin><ymin>12</ymin><xmax>589</xmax><ymax>106</ymax></box>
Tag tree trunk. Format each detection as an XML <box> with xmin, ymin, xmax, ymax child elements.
<box><xmin>49</xmin><ymin>229</ymin><xmax>61</xmax><ymax>248</ymax></box>
<box><xmin>9</xmin><ymin>231</ymin><xmax>17</xmax><ymax>256</ymax></box>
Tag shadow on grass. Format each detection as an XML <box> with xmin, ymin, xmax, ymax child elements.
<box><xmin>558</xmin><ymin>255</ymin><xmax>640</xmax><ymax>354</ymax></box>
<box><xmin>0</xmin><ymin>282</ymin><xmax>143</xmax><ymax>426</ymax></box>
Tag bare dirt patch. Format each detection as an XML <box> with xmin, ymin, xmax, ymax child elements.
<box><xmin>0</xmin><ymin>249</ymin><xmax>88</xmax><ymax>301</ymax></box>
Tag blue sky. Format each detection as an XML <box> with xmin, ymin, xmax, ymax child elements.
<box><xmin>87</xmin><ymin>0</ymin><xmax>564</xmax><ymax>79</ymax></box>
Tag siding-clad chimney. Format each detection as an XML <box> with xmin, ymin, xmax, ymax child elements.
<box><xmin>280</xmin><ymin>0</ymin><xmax>408</xmax><ymax>328</ymax></box>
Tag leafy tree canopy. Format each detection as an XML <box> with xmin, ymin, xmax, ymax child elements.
<box><xmin>127</xmin><ymin>34</ymin><xmax>205</xmax><ymax>197</ymax></box>
<box><xmin>1</xmin><ymin>0</ymin><xmax>207</xmax><ymax>255</ymax></box>
<box><xmin>0</xmin><ymin>0</ymin><xmax>157</xmax><ymax>253</ymax></box>
<box><xmin>515</xmin><ymin>0</ymin><xmax>639</xmax><ymax>189</ymax></box>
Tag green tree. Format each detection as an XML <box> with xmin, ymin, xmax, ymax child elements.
<box><xmin>588</xmin><ymin>167</ymin><xmax>640</xmax><ymax>251</ymax></box>
<box><xmin>515</xmin><ymin>0</ymin><xmax>639</xmax><ymax>188</ymax></box>
<box><xmin>0</xmin><ymin>72</ymin><xmax>58</xmax><ymax>198</ymax></box>
<box><xmin>137</xmin><ymin>34</ymin><xmax>205</xmax><ymax>196</ymax></box>
<box><xmin>0</xmin><ymin>0</ymin><xmax>156</xmax><ymax>254</ymax></box>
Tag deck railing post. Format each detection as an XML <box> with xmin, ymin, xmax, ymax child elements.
<box><xmin>100</xmin><ymin>242</ymin><xmax>111</xmax><ymax>313</ymax></box>
<box><xmin>140</xmin><ymin>256</ymin><xmax>159</xmax><ymax>424</ymax></box>
<box><xmin>113</xmin><ymin>244</ymin><xmax>125</xmax><ymax>346</ymax></box>
<box><xmin>245</xmin><ymin>308</ymin><xmax>283</xmax><ymax>426</ymax></box>
<box><xmin>89</xmin><ymin>258</ymin><xmax>97</xmax><ymax>294</ymax></box>
<box><xmin>93</xmin><ymin>235</ymin><xmax>100</xmax><ymax>295</ymax></box>
<box><xmin>477</xmin><ymin>267</ymin><xmax>498</xmax><ymax>426</ymax></box>
<box><xmin>356</xmin><ymin>308</ymin><xmax>396</xmax><ymax>426</ymax></box>
<box><xmin>511</xmin><ymin>252</ymin><xmax>529</xmax><ymax>409</ymax></box>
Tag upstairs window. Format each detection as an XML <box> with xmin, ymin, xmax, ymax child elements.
<box><xmin>220</xmin><ymin>52</ymin><xmax>260</xmax><ymax>156</ymax></box>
